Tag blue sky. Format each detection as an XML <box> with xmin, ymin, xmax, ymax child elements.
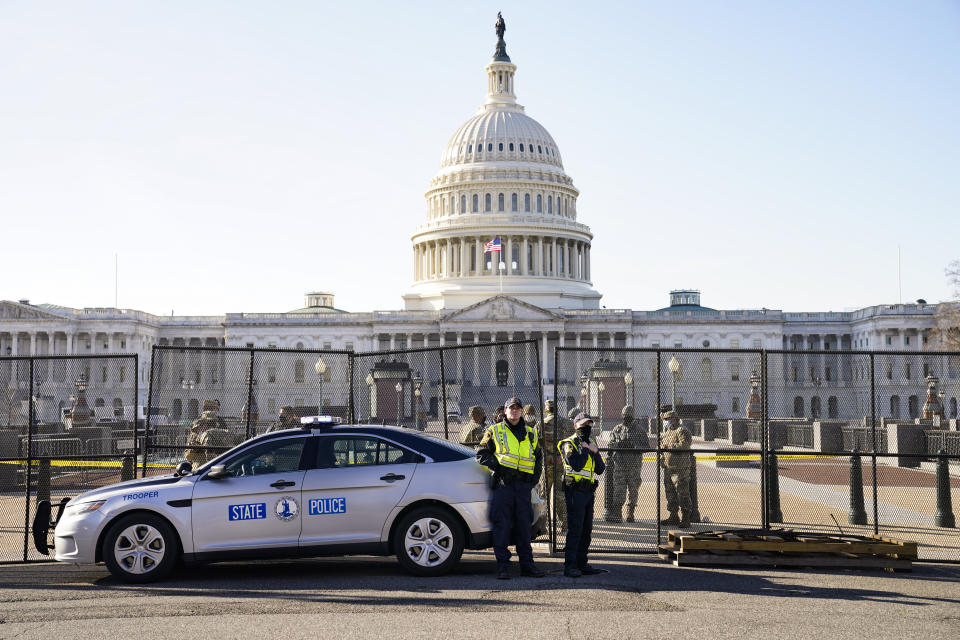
<box><xmin>2</xmin><ymin>1</ymin><xmax>958</xmax><ymax>315</ymax></box>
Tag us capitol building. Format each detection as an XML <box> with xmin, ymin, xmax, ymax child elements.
<box><xmin>0</xmin><ymin>20</ymin><xmax>949</xmax><ymax>421</ymax></box>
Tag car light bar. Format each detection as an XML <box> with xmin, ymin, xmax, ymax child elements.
<box><xmin>300</xmin><ymin>415</ymin><xmax>342</xmax><ymax>426</ymax></box>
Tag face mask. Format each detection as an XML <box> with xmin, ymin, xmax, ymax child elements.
<box><xmin>576</xmin><ymin>425</ymin><xmax>592</xmax><ymax>440</ymax></box>
<box><xmin>524</xmin><ymin>415</ymin><xmax>535</xmax><ymax>424</ymax></box>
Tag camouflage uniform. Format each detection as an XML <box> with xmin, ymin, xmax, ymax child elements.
<box><xmin>185</xmin><ymin>400</ymin><xmax>227</xmax><ymax>465</ymax></box>
<box><xmin>607</xmin><ymin>405</ymin><xmax>648</xmax><ymax>522</ymax></box>
<box><xmin>458</xmin><ymin>406</ymin><xmax>486</xmax><ymax>446</ymax></box>
<box><xmin>659</xmin><ymin>412</ymin><xmax>693</xmax><ymax>527</ymax></box>
<box><xmin>543</xmin><ymin>402</ymin><xmax>577</xmax><ymax>528</ymax></box>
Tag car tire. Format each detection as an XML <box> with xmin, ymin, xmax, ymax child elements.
<box><xmin>102</xmin><ymin>513</ymin><xmax>179</xmax><ymax>583</ymax></box>
<box><xmin>393</xmin><ymin>506</ymin><xmax>464</xmax><ymax>577</ymax></box>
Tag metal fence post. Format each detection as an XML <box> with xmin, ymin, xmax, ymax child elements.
<box><xmin>22</xmin><ymin>358</ymin><xmax>34</xmax><ymax>561</ymax></box>
<box><xmin>439</xmin><ymin>349</ymin><xmax>448</xmax><ymax>440</ymax></box>
<box><xmin>761</xmin><ymin>350</ymin><xmax>768</xmax><ymax>529</ymax></box>
<box><xmin>133</xmin><ymin>352</ymin><xmax>139</xmax><ymax>478</ymax></box>
<box><xmin>870</xmin><ymin>353</ymin><xmax>878</xmax><ymax>535</ymax></box>
<box><xmin>347</xmin><ymin>352</ymin><xmax>355</xmax><ymax>424</ymax></box>
<box><xmin>245</xmin><ymin>349</ymin><xmax>255</xmax><ymax>440</ymax></box>
<box><xmin>545</xmin><ymin>339</ymin><xmax>555</xmax><ymax>555</ymax></box>
<box><xmin>144</xmin><ymin>346</ymin><xmax>157</xmax><ymax>478</ymax></box>
<box><xmin>655</xmin><ymin>349</ymin><xmax>662</xmax><ymax>544</ymax></box>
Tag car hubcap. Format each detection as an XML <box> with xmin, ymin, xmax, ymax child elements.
<box><xmin>404</xmin><ymin>517</ymin><xmax>453</xmax><ymax>567</ymax></box>
<box><xmin>114</xmin><ymin>524</ymin><xmax>165</xmax><ymax>574</ymax></box>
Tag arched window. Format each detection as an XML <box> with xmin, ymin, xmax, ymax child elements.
<box><xmin>811</xmin><ymin>396</ymin><xmax>822</xmax><ymax>419</ymax></box>
<box><xmin>536</xmin><ymin>195</ymin><xmax>542</xmax><ymax>212</ymax></box>
<box><xmin>467</xmin><ymin>145</ymin><xmax>472</xmax><ymax>154</ymax></box>
<box><xmin>296</xmin><ymin>341</ymin><xmax>304</xmax><ymax>350</ymax></box>
<box><xmin>509</xmin><ymin>143</ymin><xmax>514</xmax><ymax>151</ymax></box>
<box><xmin>95</xmin><ymin>398</ymin><xmax>105</xmax><ymax>407</ymax></box>
<box><xmin>485</xmin><ymin>193</ymin><xmax>492</xmax><ymax>212</ymax></box>
<box><xmin>294</xmin><ymin>360</ymin><xmax>305</xmax><ymax>384</ymax></box>
<box><xmin>828</xmin><ymin>396</ymin><xmax>838</xmax><ymax>418</ymax></box>
<box><xmin>547</xmin><ymin>195</ymin><xmax>553</xmax><ymax>214</ymax></box>
<box><xmin>461</xmin><ymin>195</ymin><xmax>466</xmax><ymax>213</ymax></box>
<box><xmin>538</xmin><ymin>145</ymin><xmax>542</xmax><ymax>153</ymax></box>
<box><xmin>472</xmin><ymin>194</ymin><xmax>479</xmax><ymax>212</ymax></box>
<box><xmin>793</xmin><ymin>397</ymin><xmax>804</xmax><ymax>417</ymax></box>
<box><xmin>487</xmin><ymin>143</ymin><xmax>493</xmax><ymax>152</ymax></box>
<box><xmin>498</xmin><ymin>142</ymin><xmax>503</xmax><ymax>151</ymax></box>
<box><xmin>890</xmin><ymin>395</ymin><xmax>900</xmax><ymax>418</ymax></box>
<box><xmin>511</xmin><ymin>193</ymin><xmax>518</xmax><ymax>211</ymax></box>
<box><xmin>171</xmin><ymin>399</ymin><xmax>182</xmax><ymax>421</ymax></box>
<box><xmin>950</xmin><ymin>397</ymin><xmax>957</xmax><ymax>418</ymax></box>
<box><xmin>524</xmin><ymin>194</ymin><xmax>530</xmax><ymax>212</ymax></box>
<box><xmin>908</xmin><ymin>395</ymin><xmax>919</xmax><ymax>418</ymax></box>
<box><xmin>498</xmin><ymin>193</ymin><xmax>504</xmax><ymax>211</ymax></box>
<box><xmin>519</xmin><ymin>143</ymin><xmax>524</xmax><ymax>152</ymax></box>
<box><xmin>187</xmin><ymin>398</ymin><xmax>200</xmax><ymax>419</ymax></box>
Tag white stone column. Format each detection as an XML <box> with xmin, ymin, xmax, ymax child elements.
<box><xmin>446</xmin><ymin>238</ymin><xmax>452</xmax><ymax>277</ymax></box>
<box><xmin>390</xmin><ymin>334</ymin><xmax>396</xmax><ymax>351</ymax></box>
<box><xmin>11</xmin><ymin>334</ymin><xmax>18</xmax><ymax>356</ymax></box>
<box><xmin>506</xmin><ymin>236</ymin><xmax>513</xmax><ymax>275</ymax></box>
<box><xmin>593</xmin><ymin>334</ymin><xmax>599</xmax><ymax>349</ymax></box>
<box><xmin>66</xmin><ymin>333</ymin><xmax>73</xmax><ymax>355</ymax></box>
<box><xmin>541</xmin><ymin>333</ymin><xmax>549</xmax><ymax>384</ymax></box>
<box><xmin>29</xmin><ymin>333</ymin><xmax>36</xmax><ymax>356</ymax></box>
<box><xmin>520</xmin><ymin>236</ymin><xmax>528</xmax><ymax>275</ymax></box>
<box><xmin>585</xmin><ymin>245</ymin><xmax>591</xmax><ymax>280</ymax></box>
<box><xmin>460</xmin><ymin>240</ymin><xmax>467</xmax><ymax>277</ymax></box>
<box><xmin>524</xmin><ymin>334</ymin><xmax>531</xmax><ymax>385</ymax></box>
<box><xmin>456</xmin><ymin>332</ymin><xmax>463</xmax><ymax>382</ymax></box>
<box><xmin>474</xmin><ymin>238</ymin><xmax>481</xmax><ymax>276</ymax></box>
<box><xmin>536</xmin><ymin>237</ymin><xmax>543</xmax><ymax>275</ymax></box>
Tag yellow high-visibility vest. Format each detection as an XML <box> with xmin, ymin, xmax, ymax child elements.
<box><xmin>557</xmin><ymin>436</ymin><xmax>597</xmax><ymax>483</ymax></box>
<box><xmin>490</xmin><ymin>422</ymin><xmax>538</xmax><ymax>474</ymax></box>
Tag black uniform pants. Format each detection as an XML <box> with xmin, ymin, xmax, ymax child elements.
<box><xmin>490</xmin><ymin>479</ymin><xmax>535</xmax><ymax>568</ymax></box>
<box><xmin>564</xmin><ymin>487</ymin><xmax>595</xmax><ymax>569</ymax></box>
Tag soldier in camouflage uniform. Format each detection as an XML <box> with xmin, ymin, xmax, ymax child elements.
<box><xmin>458</xmin><ymin>405</ymin><xmax>487</xmax><ymax>446</ymax></box>
<box><xmin>542</xmin><ymin>401</ymin><xmax>577</xmax><ymax>528</ymax></box>
<box><xmin>185</xmin><ymin>399</ymin><xmax>227</xmax><ymax>465</ymax></box>
<box><xmin>606</xmin><ymin>405</ymin><xmax>648</xmax><ymax>522</ymax></box>
<box><xmin>659</xmin><ymin>410</ymin><xmax>692</xmax><ymax>528</ymax></box>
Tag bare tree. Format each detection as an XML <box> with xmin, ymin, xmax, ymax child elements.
<box><xmin>930</xmin><ymin>259</ymin><xmax>960</xmax><ymax>351</ymax></box>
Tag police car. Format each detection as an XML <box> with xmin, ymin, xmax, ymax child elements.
<box><xmin>36</xmin><ymin>417</ymin><xmax>547</xmax><ymax>583</ymax></box>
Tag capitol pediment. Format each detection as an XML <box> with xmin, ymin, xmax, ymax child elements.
<box><xmin>0</xmin><ymin>301</ymin><xmax>71</xmax><ymax>321</ymax></box>
<box><xmin>441</xmin><ymin>295</ymin><xmax>562</xmax><ymax>323</ymax></box>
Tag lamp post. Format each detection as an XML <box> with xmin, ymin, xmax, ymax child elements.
<box><xmin>413</xmin><ymin>373</ymin><xmax>423</xmax><ymax>431</ymax></box>
<box><xmin>365</xmin><ymin>373</ymin><xmax>375</xmax><ymax>421</ymax></box>
<box><xmin>395</xmin><ymin>382</ymin><xmax>403</xmax><ymax>426</ymax></box>
<box><xmin>668</xmin><ymin>356</ymin><xmax>682</xmax><ymax>413</ymax></box>
<box><xmin>812</xmin><ymin>376</ymin><xmax>822</xmax><ymax>419</ymax></box>
<box><xmin>624</xmin><ymin>371</ymin><xmax>633</xmax><ymax>410</ymax></box>
<box><xmin>314</xmin><ymin>357</ymin><xmax>327</xmax><ymax>414</ymax></box>
<box><xmin>597</xmin><ymin>381</ymin><xmax>605</xmax><ymax>430</ymax></box>
<box><xmin>578</xmin><ymin>374</ymin><xmax>588</xmax><ymax>412</ymax></box>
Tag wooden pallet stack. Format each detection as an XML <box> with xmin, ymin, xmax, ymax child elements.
<box><xmin>658</xmin><ymin>529</ymin><xmax>917</xmax><ymax>570</ymax></box>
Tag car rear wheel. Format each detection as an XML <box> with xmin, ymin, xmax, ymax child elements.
<box><xmin>102</xmin><ymin>513</ymin><xmax>179</xmax><ymax>583</ymax></box>
<box><xmin>393</xmin><ymin>506</ymin><xmax>464</xmax><ymax>576</ymax></box>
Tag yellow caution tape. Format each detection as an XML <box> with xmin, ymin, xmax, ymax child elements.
<box><xmin>0</xmin><ymin>459</ymin><xmax>176</xmax><ymax>469</ymax></box>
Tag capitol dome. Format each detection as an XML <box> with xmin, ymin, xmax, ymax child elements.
<box><xmin>403</xmin><ymin>18</ymin><xmax>601</xmax><ymax>312</ymax></box>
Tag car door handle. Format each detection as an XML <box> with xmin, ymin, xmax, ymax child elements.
<box><xmin>270</xmin><ymin>480</ymin><xmax>296</xmax><ymax>488</ymax></box>
<box><xmin>380</xmin><ymin>473</ymin><xmax>405</xmax><ymax>482</ymax></box>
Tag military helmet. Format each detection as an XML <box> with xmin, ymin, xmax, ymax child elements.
<box><xmin>469</xmin><ymin>405</ymin><xmax>484</xmax><ymax>421</ymax></box>
<box><xmin>567</xmin><ymin>406</ymin><xmax>581</xmax><ymax>419</ymax></box>
<box><xmin>661</xmin><ymin>410</ymin><xmax>679</xmax><ymax>419</ymax></box>
<box><xmin>544</xmin><ymin>399</ymin><xmax>556</xmax><ymax>414</ymax></box>
<box><xmin>201</xmin><ymin>399</ymin><xmax>218</xmax><ymax>412</ymax></box>
<box><xmin>621</xmin><ymin>405</ymin><xmax>634</xmax><ymax>419</ymax></box>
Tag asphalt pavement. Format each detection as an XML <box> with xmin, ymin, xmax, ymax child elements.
<box><xmin>1</xmin><ymin>552</ymin><xmax>959</xmax><ymax>639</ymax></box>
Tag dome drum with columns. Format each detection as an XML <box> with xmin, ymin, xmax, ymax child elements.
<box><xmin>403</xmin><ymin>20</ymin><xmax>601</xmax><ymax>311</ymax></box>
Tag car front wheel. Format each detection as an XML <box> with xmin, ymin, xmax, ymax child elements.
<box><xmin>393</xmin><ymin>506</ymin><xmax>464</xmax><ymax>576</ymax></box>
<box><xmin>102</xmin><ymin>513</ymin><xmax>179</xmax><ymax>583</ymax></box>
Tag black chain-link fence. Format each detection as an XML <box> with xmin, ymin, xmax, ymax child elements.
<box><xmin>0</xmin><ymin>354</ymin><xmax>138</xmax><ymax>562</ymax></box>
<box><xmin>554</xmin><ymin>348</ymin><xmax>960</xmax><ymax>561</ymax></box>
<box><xmin>145</xmin><ymin>346</ymin><xmax>352</xmax><ymax>476</ymax></box>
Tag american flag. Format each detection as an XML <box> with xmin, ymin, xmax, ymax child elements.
<box><xmin>484</xmin><ymin>237</ymin><xmax>501</xmax><ymax>253</ymax></box>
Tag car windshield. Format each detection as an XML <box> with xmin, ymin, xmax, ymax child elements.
<box><xmin>421</xmin><ymin>434</ymin><xmax>475</xmax><ymax>456</ymax></box>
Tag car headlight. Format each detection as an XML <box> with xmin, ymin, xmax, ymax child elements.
<box><xmin>64</xmin><ymin>500</ymin><xmax>106</xmax><ymax>518</ymax></box>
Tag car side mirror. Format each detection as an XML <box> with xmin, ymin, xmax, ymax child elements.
<box><xmin>206</xmin><ymin>465</ymin><xmax>229</xmax><ymax>480</ymax></box>
<box><xmin>175</xmin><ymin>461</ymin><xmax>193</xmax><ymax>476</ymax></box>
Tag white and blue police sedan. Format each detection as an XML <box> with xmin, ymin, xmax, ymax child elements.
<box><xmin>38</xmin><ymin>417</ymin><xmax>546</xmax><ymax>583</ymax></box>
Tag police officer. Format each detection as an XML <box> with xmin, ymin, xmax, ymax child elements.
<box><xmin>607</xmin><ymin>405</ymin><xmax>647</xmax><ymax>523</ymax></box>
<box><xmin>458</xmin><ymin>405</ymin><xmax>486</xmax><ymax>446</ymax></box>
<box><xmin>185</xmin><ymin>399</ymin><xmax>226</xmax><ymax>465</ymax></box>
<box><xmin>659</xmin><ymin>410</ymin><xmax>693</xmax><ymax>528</ymax></box>
<box><xmin>476</xmin><ymin>397</ymin><xmax>546</xmax><ymax>580</ymax></box>
<box><xmin>558</xmin><ymin>413</ymin><xmax>606</xmax><ymax>577</ymax></box>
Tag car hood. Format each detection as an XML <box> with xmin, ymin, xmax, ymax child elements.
<box><xmin>68</xmin><ymin>474</ymin><xmax>188</xmax><ymax>505</ymax></box>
